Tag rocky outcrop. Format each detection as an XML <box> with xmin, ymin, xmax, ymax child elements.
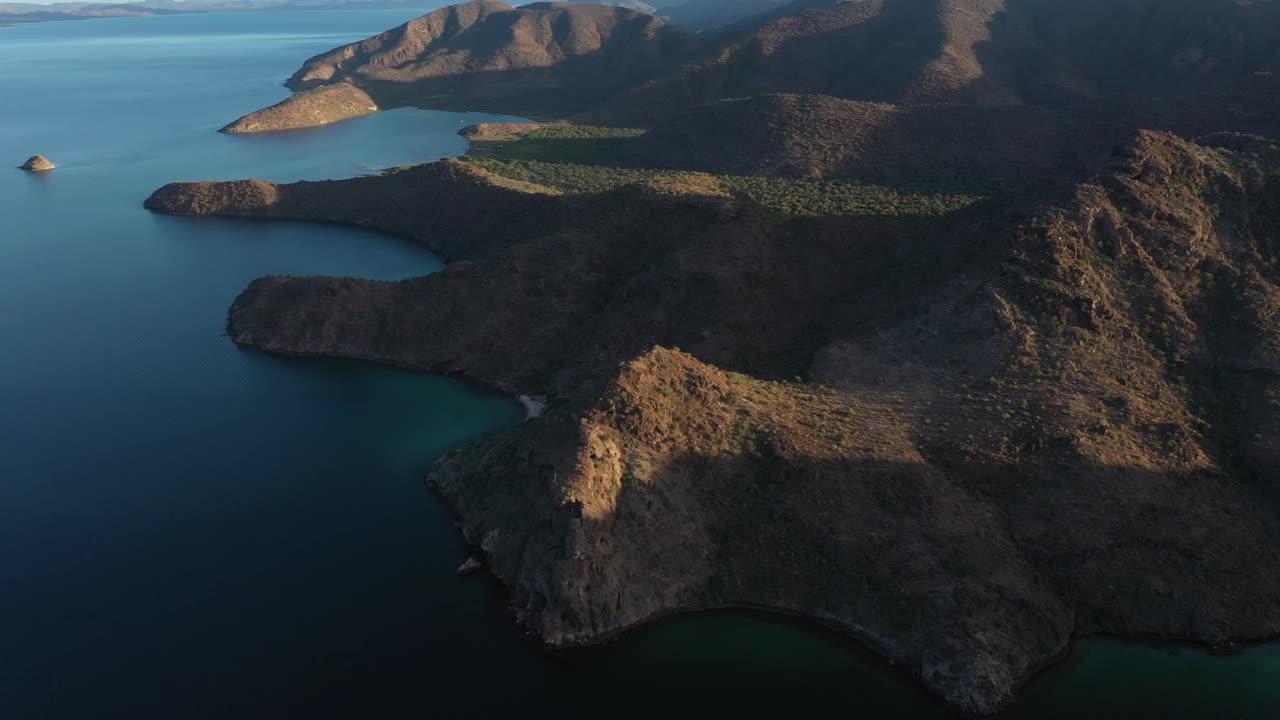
<box><xmin>222</xmin><ymin>83</ymin><xmax>379</xmax><ymax>134</ymax></box>
<box><xmin>172</xmin><ymin>130</ymin><xmax>1280</xmax><ymax>713</ymax></box>
<box><xmin>19</xmin><ymin>155</ymin><xmax>55</xmax><ymax>171</ymax></box>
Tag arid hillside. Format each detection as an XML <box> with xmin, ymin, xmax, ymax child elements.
<box><xmin>592</xmin><ymin>0</ymin><xmax>1280</xmax><ymax>123</ymax></box>
<box><xmin>621</xmin><ymin>83</ymin><xmax>1280</xmax><ymax>185</ymax></box>
<box><xmin>629</xmin><ymin>93</ymin><xmax>1080</xmax><ymax>183</ymax></box>
<box><xmin>223</xmin><ymin>0</ymin><xmax>692</xmax><ymax>131</ymax></box>
<box><xmin>222</xmin><ymin>0</ymin><xmax>1280</xmax><ymax>133</ymax></box>
<box><xmin>148</xmin><ymin>130</ymin><xmax>1280</xmax><ymax>714</ymax></box>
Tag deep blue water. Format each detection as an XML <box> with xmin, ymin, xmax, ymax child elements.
<box><xmin>0</xmin><ymin>10</ymin><xmax>1277</xmax><ymax>720</ymax></box>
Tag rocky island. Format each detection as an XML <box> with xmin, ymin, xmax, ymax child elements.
<box><xmin>152</xmin><ymin>0</ymin><xmax>1280</xmax><ymax>714</ymax></box>
<box><xmin>20</xmin><ymin>155</ymin><xmax>55</xmax><ymax>171</ymax></box>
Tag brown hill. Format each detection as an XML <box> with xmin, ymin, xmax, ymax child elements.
<box><xmin>220</xmin><ymin>0</ymin><xmax>1280</xmax><ymax>140</ymax></box>
<box><xmin>592</xmin><ymin>0</ymin><xmax>1280</xmax><ymax>124</ymax></box>
<box><xmin>592</xmin><ymin>0</ymin><xmax>1017</xmax><ymax>123</ymax></box>
<box><xmin>223</xmin><ymin>0</ymin><xmax>693</xmax><ymax>132</ymax></box>
<box><xmin>629</xmin><ymin>93</ymin><xmax>1080</xmax><ymax>184</ymax></box>
<box><xmin>628</xmin><ymin>84</ymin><xmax>1280</xmax><ymax>186</ymax></box>
<box><xmin>150</xmin><ymin>129</ymin><xmax>1280</xmax><ymax>713</ymax></box>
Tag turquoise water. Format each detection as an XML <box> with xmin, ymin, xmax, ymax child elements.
<box><xmin>0</xmin><ymin>10</ymin><xmax>1277</xmax><ymax>719</ymax></box>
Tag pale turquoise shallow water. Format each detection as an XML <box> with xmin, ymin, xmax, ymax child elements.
<box><xmin>0</xmin><ymin>10</ymin><xmax>1276</xmax><ymax>719</ymax></box>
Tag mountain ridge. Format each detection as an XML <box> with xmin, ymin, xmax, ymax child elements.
<box><xmin>222</xmin><ymin>0</ymin><xmax>692</xmax><ymax>131</ymax></box>
<box><xmin>219</xmin><ymin>0</ymin><xmax>1280</xmax><ymax>133</ymax></box>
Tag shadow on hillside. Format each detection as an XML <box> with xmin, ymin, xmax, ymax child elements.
<box><xmin>352</xmin><ymin>49</ymin><xmax>691</xmax><ymax>121</ymax></box>
<box><xmin>585</xmin><ymin>444</ymin><xmax>1280</xmax><ymax>664</ymax></box>
<box><xmin>472</xmin><ymin>135</ymin><xmax>652</xmax><ymax>167</ymax></box>
<box><xmin>969</xmin><ymin>2</ymin><xmax>1280</xmax><ymax>141</ymax></box>
<box><xmin>584</xmin><ymin>0</ymin><xmax>956</xmax><ymax>125</ymax></box>
<box><xmin>452</xmin><ymin>428</ymin><xmax>1280</xmax><ymax>713</ymax></box>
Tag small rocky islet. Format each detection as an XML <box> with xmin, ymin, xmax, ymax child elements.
<box><xmin>19</xmin><ymin>155</ymin><xmax>56</xmax><ymax>172</ymax></box>
<box><xmin>146</xmin><ymin>0</ymin><xmax>1280</xmax><ymax>714</ymax></box>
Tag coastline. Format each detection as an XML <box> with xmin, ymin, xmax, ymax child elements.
<box><xmin>435</xmin><ymin>452</ymin><xmax>1280</xmax><ymax>718</ymax></box>
<box><xmin>194</xmin><ymin>125</ymin><xmax>964</xmax><ymax>698</ymax></box>
<box><xmin>221</xmin><ymin>263</ymin><xmax>1159</xmax><ymax>716</ymax></box>
<box><xmin>146</xmin><ymin>109</ymin><xmax>1280</xmax><ymax>717</ymax></box>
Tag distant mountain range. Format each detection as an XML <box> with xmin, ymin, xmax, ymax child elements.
<box><xmin>0</xmin><ymin>0</ymin><xmax>810</xmax><ymax>31</ymax></box>
<box><xmin>0</xmin><ymin>0</ymin><xmax>455</xmax><ymax>26</ymax></box>
<box><xmin>0</xmin><ymin>0</ymin><xmax>793</xmax><ymax>28</ymax></box>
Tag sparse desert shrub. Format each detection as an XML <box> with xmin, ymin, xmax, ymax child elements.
<box><xmin>463</xmin><ymin>158</ymin><xmax>983</xmax><ymax>217</ymax></box>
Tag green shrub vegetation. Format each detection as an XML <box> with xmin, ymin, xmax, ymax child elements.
<box><xmin>464</xmin><ymin>157</ymin><xmax>984</xmax><ymax>217</ymax></box>
<box><xmin>517</xmin><ymin>125</ymin><xmax>647</xmax><ymax>141</ymax></box>
<box><xmin>468</xmin><ymin>125</ymin><xmax>647</xmax><ymax>164</ymax></box>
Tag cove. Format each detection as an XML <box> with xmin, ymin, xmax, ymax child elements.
<box><xmin>1</xmin><ymin>10</ymin><xmax>1277</xmax><ymax>720</ymax></box>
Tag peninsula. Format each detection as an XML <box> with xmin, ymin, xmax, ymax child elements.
<box><xmin>148</xmin><ymin>0</ymin><xmax>1280</xmax><ymax>714</ymax></box>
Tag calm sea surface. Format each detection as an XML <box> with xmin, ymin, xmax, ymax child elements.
<box><xmin>0</xmin><ymin>10</ymin><xmax>1276</xmax><ymax>719</ymax></box>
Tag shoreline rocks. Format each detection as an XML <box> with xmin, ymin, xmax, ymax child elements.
<box><xmin>19</xmin><ymin>155</ymin><xmax>55</xmax><ymax>171</ymax></box>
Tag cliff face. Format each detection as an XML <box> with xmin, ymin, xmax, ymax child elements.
<box><xmin>223</xmin><ymin>0</ymin><xmax>693</xmax><ymax>132</ymax></box>
<box><xmin>157</xmin><ymin>131</ymin><xmax>1280</xmax><ymax>713</ymax></box>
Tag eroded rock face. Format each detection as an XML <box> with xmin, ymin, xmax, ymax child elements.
<box><xmin>19</xmin><ymin>155</ymin><xmax>55</xmax><ymax>171</ymax></box>
<box><xmin>151</xmin><ymin>131</ymin><xmax>1280</xmax><ymax>714</ymax></box>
